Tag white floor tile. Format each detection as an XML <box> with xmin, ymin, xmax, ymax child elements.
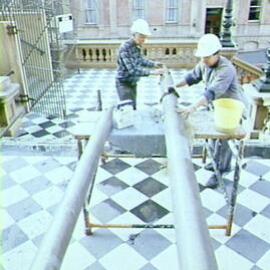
<box><xmin>2</xmin><ymin>241</ymin><xmax>37</xmax><ymax>270</ymax></box>
<box><xmin>10</xmin><ymin>166</ymin><xmax>41</xmax><ymax>184</ymax></box>
<box><xmin>111</xmin><ymin>187</ymin><xmax>148</xmax><ymax>210</ymax></box>
<box><xmin>61</xmin><ymin>242</ymin><xmax>95</xmax><ymax>270</ymax></box>
<box><xmin>244</xmin><ymin>214</ymin><xmax>270</xmax><ymax>243</ymax></box>
<box><xmin>44</xmin><ymin>166</ymin><xmax>73</xmax><ymax>185</ymax></box>
<box><xmin>116</xmin><ymin>167</ymin><xmax>149</xmax><ymax>186</ymax></box>
<box><xmin>100</xmin><ymin>243</ymin><xmax>147</xmax><ymax>270</ymax></box>
<box><xmin>18</xmin><ymin>210</ymin><xmax>52</xmax><ymax>239</ymax></box>
<box><xmin>208</xmin><ymin>213</ymin><xmax>241</xmax><ymax>244</ymax></box>
<box><xmin>95</xmin><ymin>167</ymin><xmax>112</xmax><ymax>183</ymax></box>
<box><xmin>257</xmin><ymin>249</ymin><xmax>270</xmax><ymax>270</ymax></box>
<box><xmin>215</xmin><ymin>245</ymin><xmax>253</xmax><ymax>270</ymax></box>
<box><xmin>151</xmin><ymin>168</ymin><xmax>169</xmax><ymax>185</ymax></box>
<box><xmin>151</xmin><ymin>188</ymin><xmax>172</xmax><ymax>211</ymax></box>
<box><xmin>90</xmin><ymin>188</ymin><xmax>109</xmax><ymax>206</ymax></box>
<box><xmin>33</xmin><ymin>186</ymin><xmax>64</xmax><ymax>209</ymax></box>
<box><xmin>151</xmin><ymin>244</ymin><xmax>179</xmax><ymax>270</ymax></box>
<box><xmin>0</xmin><ymin>209</ymin><xmax>15</xmax><ymax>229</ymax></box>
<box><xmin>238</xmin><ymin>170</ymin><xmax>259</xmax><ymax>188</ymax></box>
<box><xmin>200</xmin><ymin>189</ymin><xmax>227</xmax><ymax>212</ymax></box>
<box><xmin>237</xmin><ymin>189</ymin><xmax>269</xmax><ymax>213</ymax></box>
<box><xmin>0</xmin><ymin>186</ymin><xmax>29</xmax><ymax>207</ymax></box>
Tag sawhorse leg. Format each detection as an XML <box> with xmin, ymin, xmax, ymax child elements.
<box><xmin>226</xmin><ymin>140</ymin><xmax>244</xmax><ymax>236</ymax></box>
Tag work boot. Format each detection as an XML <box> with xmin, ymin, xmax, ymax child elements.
<box><xmin>205</xmin><ymin>174</ymin><xmax>219</xmax><ymax>189</ymax></box>
<box><xmin>204</xmin><ymin>163</ymin><xmax>214</xmax><ymax>171</ymax></box>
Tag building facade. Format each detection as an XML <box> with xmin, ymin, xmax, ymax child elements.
<box><xmin>70</xmin><ymin>0</ymin><xmax>270</xmax><ymax>51</ymax></box>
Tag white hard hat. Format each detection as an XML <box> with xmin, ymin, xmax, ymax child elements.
<box><xmin>131</xmin><ymin>19</ymin><xmax>152</xmax><ymax>36</ymax></box>
<box><xmin>195</xmin><ymin>34</ymin><xmax>222</xmax><ymax>57</ymax></box>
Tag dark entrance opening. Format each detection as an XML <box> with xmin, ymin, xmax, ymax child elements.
<box><xmin>205</xmin><ymin>8</ymin><xmax>223</xmax><ymax>37</ymax></box>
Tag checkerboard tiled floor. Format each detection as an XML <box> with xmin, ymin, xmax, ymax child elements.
<box><xmin>1</xmin><ymin>69</ymin><xmax>270</xmax><ymax>269</ymax></box>
<box><xmin>1</xmin><ymin>152</ymin><xmax>270</xmax><ymax>270</ymax></box>
<box><xmin>15</xmin><ymin>69</ymin><xmax>202</xmax><ymax>143</ymax></box>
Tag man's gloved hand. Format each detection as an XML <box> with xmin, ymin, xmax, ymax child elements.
<box><xmin>154</xmin><ymin>62</ymin><xmax>164</xmax><ymax>68</ymax></box>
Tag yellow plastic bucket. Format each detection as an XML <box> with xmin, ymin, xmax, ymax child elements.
<box><xmin>213</xmin><ymin>98</ymin><xmax>244</xmax><ymax>133</ymax></box>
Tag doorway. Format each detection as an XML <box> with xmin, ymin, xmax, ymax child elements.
<box><xmin>205</xmin><ymin>8</ymin><xmax>223</xmax><ymax>37</ymax></box>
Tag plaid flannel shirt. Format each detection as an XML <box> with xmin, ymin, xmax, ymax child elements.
<box><xmin>116</xmin><ymin>38</ymin><xmax>155</xmax><ymax>85</ymax></box>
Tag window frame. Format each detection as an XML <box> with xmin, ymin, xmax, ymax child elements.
<box><xmin>85</xmin><ymin>0</ymin><xmax>98</xmax><ymax>25</ymax></box>
<box><xmin>133</xmin><ymin>0</ymin><xmax>146</xmax><ymax>20</ymax></box>
<box><xmin>165</xmin><ymin>0</ymin><xmax>178</xmax><ymax>24</ymax></box>
<box><xmin>248</xmin><ymin>0</ymin><xmax>262</xmax><ymax>21</ymax></box>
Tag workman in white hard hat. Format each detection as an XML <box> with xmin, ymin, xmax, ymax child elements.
<box><xmin>175</xmin><ymin>33</ymin><xmax>247</xmax><ymax>189</ymax></box>
<box><xmin>116</xmin><ymin>19</ymin><xmax>164</xmax><ymax>109</ymax></box>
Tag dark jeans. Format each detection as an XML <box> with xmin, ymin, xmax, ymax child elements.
<box><xmin>116</xmin><ymin>79</ymin><xmax>137</xmax><ymax>109</ymax></box>
<box><xmin>211</xmin><ymin>139</ymin><xmax>232</xmax><ymax>172</ymax></box>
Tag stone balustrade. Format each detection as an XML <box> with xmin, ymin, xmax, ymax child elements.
<box><xmin>232</xmin><ymin>56</ymin><xmax>263</xmax><ymax>84</ymax></box>
<box><xmin>65</xmin><ymin>39</ymin><xmax>263</xmax><ymax>86</ymax></box>
<box><xmin>65</xmin><ymin>39</ymin><xmax>200</xmax><ymax>69</ymax></box>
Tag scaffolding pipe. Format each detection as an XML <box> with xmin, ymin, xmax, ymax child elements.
<box><xmin>161</xmin><ymin>72</ymin><xmax>218</xmax><ymax>270</ymax></box>
<box><xmin>30</xmin><ymin>108</ymin><xmax>113</xmax><ymax>270</ymax></box>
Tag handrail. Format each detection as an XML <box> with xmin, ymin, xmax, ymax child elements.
<box><xmin>160</xmin><ymin>70</ymin><xmax>218</xmax><ymax>270</ymax></box>
<box><xmin>30</xmin><ymin>108</ymin><xmax>113</xmax><ymax>270</ymax></box>
<box><xmin>232</xmin><ymin>56</ymin><xmax>263</xmax><ymax>76</ymax></box>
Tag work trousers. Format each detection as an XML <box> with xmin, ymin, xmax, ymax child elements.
<box><xmin>210</xmin><ymin>139</ymin><xmax>232</xmax><ymax>172</ymax></box>
<box><xmin>116</xmin><ymin>79</ymin><xmax>137</xmax><ymax>109</ymax></box>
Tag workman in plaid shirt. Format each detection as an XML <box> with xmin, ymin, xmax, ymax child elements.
<box><xmin>116</xmin><ymin>19</ymin><xmax>164</xmax><ymax>109</ymax></box>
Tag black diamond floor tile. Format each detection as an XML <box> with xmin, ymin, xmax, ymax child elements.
<box><xmin>226</xmin><ymin>229</ymin><xmax>269</xmax><ymax>263</ymax></box>
<box><xmin>128</xmin><ymin>229</ymin><xmax>171</xmax><ymax>260</ymax></box>
<box><xmin>22</xmin><ymin>175</ymin><xmax>51</xmax><ymax>195</ymax></box>
<box><xmin>33</xmin><ymin>158</ymin><xmax>60</xmax><ymax>173</ymax></box>
<box><xmin>2</xmin><ymin>175</ymin><xmax>16</xmax><ymax>190</ymax></box>
<box><xmin>217</xmin><ymin>203</ymin><xmax>257</xmax><ymax>227</ymax></box>
<box><xmin>133</xmin><ymin>177</ymin><xmax>167</xmax><ymax>197</ymax></box>
<box><xmin>130</xmin><ymin>200</ymin><xmax>169</xmax><ymax>223</ymax></box>
<box><xmin>2</xmin><ymin>158</ymin><xmax>28</xmax><ymax>172</ymax></box>
<box><xmin>32</xmin><ymin>130</ymin><xmax>50</xmax><ymax>138</ymax></box>
<box><xmin>140</xmin><ymin>264</ymin><xmax>158</xmax><ymax>270</ymax></box>
<box><xmin>251</xmin><ymin>266</ymin><xmax>263</xmax><ymax>270</ymax></box>
<box><xmin>91</xmin><ymin>199</ymin><xmax>126</xmax><ymax>223</ymax></box>
<box><xmin>135</xmin><ymin>159</ymin><xmax>163</xmax><ymax>175</ymax></box>
<box><xmin>261</xmin><ymin>204</ymin><xmax>270</xmax><ymax>219</ymax></box>
<box><xmin>100</xmin><ymin>159</ymin><xmax>131</xmax><ymax>175</ymax></box>
<box><xmin>98</xmin><ymin>176</ymin><xmax>129</xmax><ymax>196</ymax></box>
<box><xmin>193</xmin><ymin>162</ymin><xmax>201</xmax><ymax>171</ymax></box>
<box><xmin>7</xmin><ymin>197</ymin><xmax>42</xmax><ymax>222</ymax></box>
<box><xmin>53</xmin><ymin>130</ymin><xmax>71</xmax><ymax>138</ymax></box>
<box><xmin>243</xmin><ymin>160</ymin><xmax>270</xmax><ymax>177</ymax></box>
<box><xmin>79</xmin><ymin>229</ymin><xmax>123</xmax><ymax>259</ymax></box>
<box><xmin>250</xmin><ymin>181</ymin><xmax>270</xmax><ymax>198</ymax></box>
<box><xmin>2</xmin><ymin>225</ymin><xmax>28</xmax><ymax>252</ymax></box>
<box><xmin>38</xmin><ymin>121</ymin><xmax>55</xmax><ymax>129</ymax></box>
<box><xmin>85</xmin><ymin>262</ymin><xmax>106</xmax><ymax>270</ymax></box>
<box><xmin>59</xmin><ymin>121</ymin><xmax>76</xmax><ymax>128</ymax></box>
